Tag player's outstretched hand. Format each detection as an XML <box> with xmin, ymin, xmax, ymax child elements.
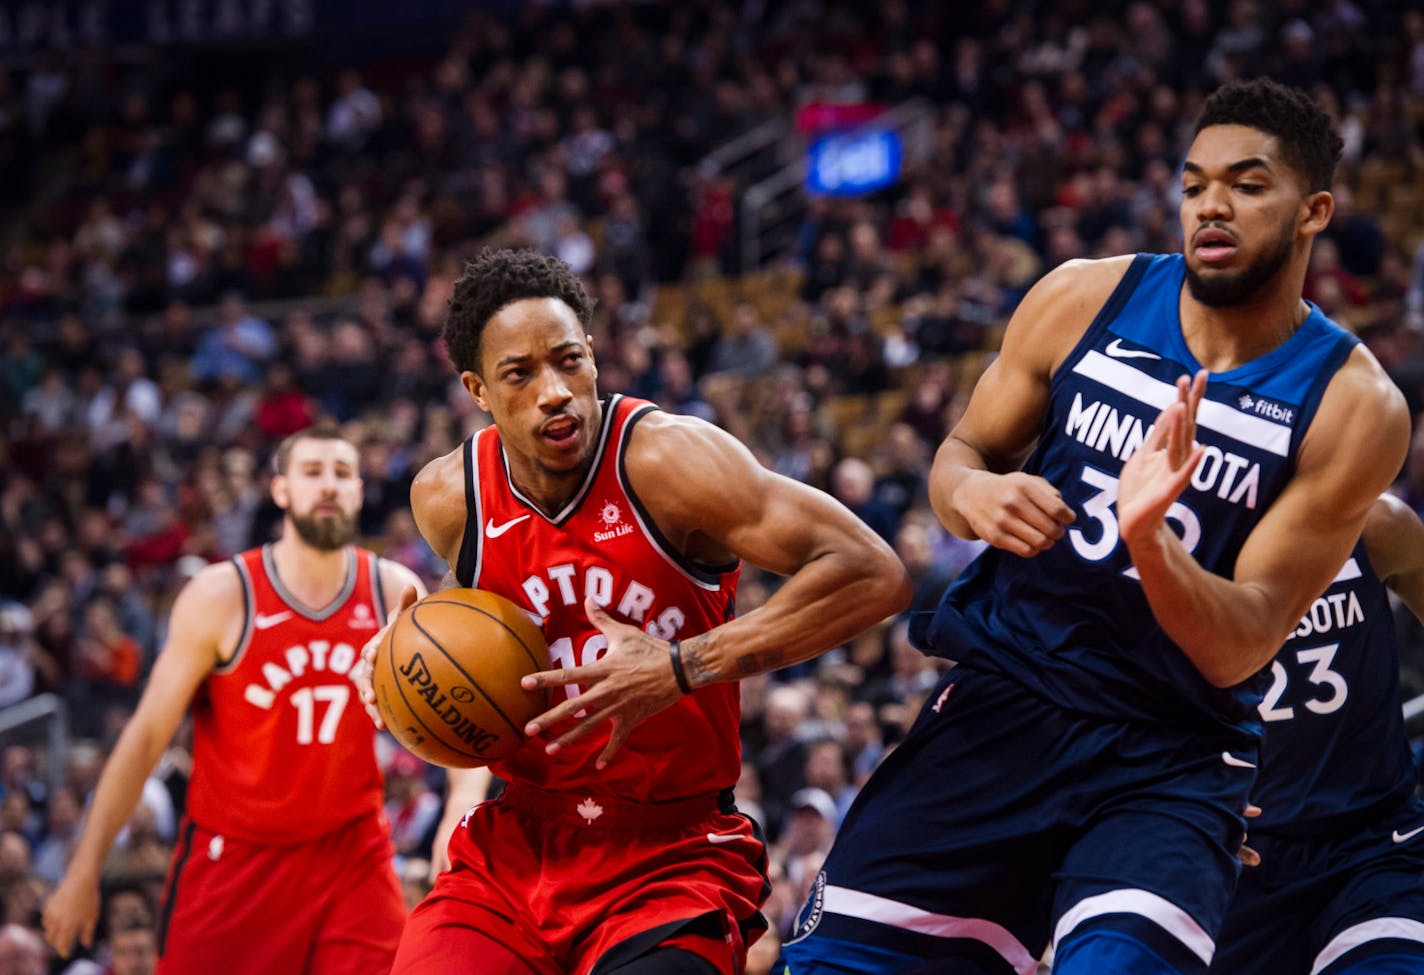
<box><xmin>353</xmin><ymin>585</ymin><xmax>419</xmax><ymax>729</ymax></box>
<box><xmin>520</xmin><ymin>597</ymin><xmax>685</xmax><ymax>769</ymax></box>
<box><xmin>1118</xmin><ymin>370</ymin><xmax>1207</xmax><ymax>546</ymax></box>
<box><xmin>953</xmin><ymin>470</ymin><xmax>1076</xmax><ymax>557</ymax></box>
<box><xmin>42</xmin><ymin>871</ymin><xmax>99</xmax><ymax>959</ymax></box>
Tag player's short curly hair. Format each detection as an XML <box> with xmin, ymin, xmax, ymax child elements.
<box><xmin>443</xmin><ymin>249</ymin><xmax>594</xmax><ymax>375</ymax></box>
<box><xmin>1194</xmin><ymin>79</ymin><xmax>1343</xmax><ymax>193</ymax></box>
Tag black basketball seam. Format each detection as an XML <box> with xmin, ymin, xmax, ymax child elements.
<box><xmin>384</xmin><ymin>612</ymin><xmax>490</xmax><ymax>760</ymax></box>
<box><xmin>415</xmin><ymin>598</ymin><xmax>546</xmax><ymax>673</ymax></box>
<box><xmin>409</xmin><ymin>603</ymin><xmax>530</xmax><ymax>738</ymax></box>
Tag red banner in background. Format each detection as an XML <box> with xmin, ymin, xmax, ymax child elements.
<box><xmin>795</xmin><ymin>102</ymin><xmax>889</xmax><ymax>135</ymax></box>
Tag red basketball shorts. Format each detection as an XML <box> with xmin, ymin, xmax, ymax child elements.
<box><xmin>156</xmin><ymin>810</ymin><xmax>406</xmax><ymax>975</ymax></box>
<box><xmin>393</xmin><ymin>784</ymin><xmax>770</xmax><ymax>975</ymax></box>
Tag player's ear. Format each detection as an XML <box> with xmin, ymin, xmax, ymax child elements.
<box><xmin>1300</xmin><ymin>189</ymin><xmax>1333</xmax><ymax>237</ymax></box>
<box><xmin>461</xmin><ymin>370</ymin><xmax>491</xmax><ymax>413</ymax></box>
<box><xmin>270</xmin><ymin>472</ymin><xmax>290</xmax><ymax>510</ymax></box>
<box><xmin>586</xmin><ymin>334</ymin><xmax>598</xmax><ymax>379</ymax></box>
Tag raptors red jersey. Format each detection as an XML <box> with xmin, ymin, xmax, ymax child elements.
<box><xmin>454</xmin><ymin>395</ymin><xmax>742</xmax><ymax>802</ymax></box>
<box><xmin>186</xmin><ymin>546</ymin><xmax>387</xmax><ymax>844</ymax></box>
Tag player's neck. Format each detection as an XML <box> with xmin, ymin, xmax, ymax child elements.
<box><xmin>508</xmin><ymin>461</ymin><xmax>593</xmax><ymax>518</ymax></box>
<box><xmin>268</xmin><ymin>535</ymin><xmax>351</xmax><ymax>609</ymax></box>
<box><xmin>1178</xmin><ymin>271</ymin><xmax>1310</xmax><ymax>373</ymax></box>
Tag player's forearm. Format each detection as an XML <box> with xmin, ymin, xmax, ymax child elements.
<box><xmin>681</xmin><ymin>548</ymin><xmax>911</xmax><ymax>685</ymax></box>
<box><xmin>67</xmin><ymin>725</ymin><xmax>170</xmax><ymax>879</ymax></box>
<box><xmin>443</xmin><ymin>767</ymin><xmax>491</xmax><ymax>814</ymax></box>
<box><xmin>929</xmin><ymin>436</ymin><xmax>990</xmax><ymax>540</ymax></box>
<box><xmin>1127</xmin><ymin>523</ymin><xmax>1281</xmax><ymax>687</ymax></box>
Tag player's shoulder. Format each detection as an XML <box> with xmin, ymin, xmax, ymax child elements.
<box><xmin>623</xmin><ymin>408</ymin><xmax>745</xmax><ymax>475</ymax></box>
<box><xmin>1021</xmin><ymin>254</ymin><xmax>1137</xmax><ymax>317</ymax></box>
<box><xmin>411</xmin><ymin>444</ymin><xmax>469</xmax><ymax>558</ymax></box>
<box><xmin>169</xmin><ymin>559</ymin><xmax>246</xmax><ymax>640</ymax></box>
<box><xmin>1310</xmin><ymin>342</ymin><xmax>1410</xmax><ymax>455</ymax></box>
<box><xmin>1004</xmin><ymin>255</ymin><xmax>1138</xmax><ymax>366</ymax></box>
<box><xmin>373</xmin><ymin>555</ymin><xmax>425</xmax><ymax>605</ymax></box>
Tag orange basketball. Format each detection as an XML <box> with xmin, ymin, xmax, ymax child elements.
<box><xmin>373</xmin><ymin>588</ymin><xmax>550</xmax><ymax>769</ymax></box>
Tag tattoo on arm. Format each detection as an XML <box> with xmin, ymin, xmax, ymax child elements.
<box><xmin>679</xmin><ymin>639</ymin><xmax>720</xmax><ymax>689</ymax></box>
<box><xmin>732</xmin><ymin>649</ymin><xmax>788</xmax><ymax>678</ymax></box>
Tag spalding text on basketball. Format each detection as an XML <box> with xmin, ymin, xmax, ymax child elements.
<box><xmin>399</xmin><ymin>651</ymin><xmax>502</xmax><ymax>754</ymax></box>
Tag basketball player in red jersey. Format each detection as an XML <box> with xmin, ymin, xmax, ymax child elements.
<box><xmin>356</xmin><ymin>249</ymin><xmax>910</xmax><ymax>975</ymax></box>
<box><xmin>44</xmin><ymin>425</ymin><xmax>424</xmax><ymax>974</ymax></box>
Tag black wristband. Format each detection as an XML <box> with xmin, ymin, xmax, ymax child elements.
<box><xmin>669</xmin><ymin>639</ymin><xmax>694</xmax><ymax>694</ymax></box>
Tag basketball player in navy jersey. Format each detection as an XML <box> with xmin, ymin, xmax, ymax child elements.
<box><xmin>1212</xmin><ymin>493</ymin><xmax>1424</xmax><ymax>974</ymax></box>
<box><xmin>355</xmin><ymin>249</ymin><xmax>910</xmax><ymax>975</ymax></box>
<box><xmin>780</xmin><ymin>79</ymin><xmax>1409</xmax><ymax>975</ymax></box>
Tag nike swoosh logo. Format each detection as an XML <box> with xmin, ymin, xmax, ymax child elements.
<box><xmin>1393</xmin><ymin>825</ymin><xmax>1424</xmax><ymax>844</ymax></box>
<box><xmin>253</xmin><ymin>611</ymin><xmax>293</xmax><ymax>630</ymax></box>
<box><xmin>1105</xmin><ymin>338</ymin><xmax>1161</xmax><ymax>360</ymax></box>
<box><xmin>706</xmin><ymin>832</ymin><xmax>742</xmax><ymax>845</ymax></box>
<box><xmin>485</xmin><ymin>515</ymin><xmax>531</xmax><ymax>538</ymax></box>
<box><xmin>1221</xmin><ymin>751</ymin><xmax>1256</xmax><ymax>769</ymax></box>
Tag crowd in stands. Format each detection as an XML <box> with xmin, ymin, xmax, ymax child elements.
<box><xmin>1</xmin><ymin>0</ymin><xmax>1424</xmax><ymax>970</ymax></box>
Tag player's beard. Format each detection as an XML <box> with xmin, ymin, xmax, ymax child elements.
<box><xmin>290</xmin><ymin>508</ymin><xmax>358</xmax><ymax>551</ymax></box>
<box><xmin>1184</xmin><ymin>217</ymin><xmax>1295</xmax><ymax>308</ymax></box>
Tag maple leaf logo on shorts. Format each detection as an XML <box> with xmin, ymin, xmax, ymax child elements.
<box><xmin>577</xmin><ymin>798</ymin><xmax>604</xmax><ymax>824</ymax></box>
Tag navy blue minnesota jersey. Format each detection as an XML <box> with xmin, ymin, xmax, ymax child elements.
<box><xmin>919</xmin><ymin>253</ymin><xmax>1360</xmax><ymax>735</ymax></box>
<box><xmin>1251</xmin><ymin>544</ymin><xmax>1415</xmax><ymax>834</ymax></box>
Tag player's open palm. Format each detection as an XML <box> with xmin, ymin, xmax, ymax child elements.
<box><xmin>43</xmin><ymin>871</ymin><xmax>99</xmax><ymax>958</ymax></box>
<box><xmin>520</xmin><ymin>597</ymin><xmax>685</xmax><ymax>769</ymax></box>
<box><xmin>955</xmin><ymin>470</ymin><xmax>1076</xmax><ymax>557</ymax></box>
<box><xmin>1119</xmin><ymin>371</ymin><xmax>1207</xmax><ymax>545</ymax></box>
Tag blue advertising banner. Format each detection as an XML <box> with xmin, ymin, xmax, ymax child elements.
<box><xmin>805</xmin><ymin>128</ymin><xmax>902</xmax><ymax>197</ymax></box>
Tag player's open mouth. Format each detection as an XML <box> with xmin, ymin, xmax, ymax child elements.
<box><xmin>540</xmin><ymin>417</ymin><xmax>580</xmax><ymax>448</ymax></box>
<box><xmin>1193</xmin><ymin>227</ymin><xmax>1238</xmax><ymax>263</ymax></box>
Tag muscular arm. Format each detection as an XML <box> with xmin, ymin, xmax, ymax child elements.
<box><xmin>629</xmin><ymin>412</ymin><xmax>911</xmax><ymax>684</ymax></box>
<box><xmin>1363</xmin><ymin>493</ymin><xmax>1424</xmax><ymax>618</ymax></box>
<box><xmin>1123</xmin><ymin>350</ymin><xmax>1410</xmax><ymax>687</ymax></box>
<box><xmin>929</xmin><ymin>258</ymin><xmax>1130</xmax><ymax>552</ymax></box>
<box><xmin>43</xmin><ymin>565</ymin><xmax>235</xmax><ymax>956</ymax></box>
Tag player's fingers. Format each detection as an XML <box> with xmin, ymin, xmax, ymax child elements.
<box><xmin>1169</xmin><ymin>443</ymin><xmax>1204</xmax><ymax>491</ymax></box>
<box><xmin>544</xmin><ymin>704</ymin><xmax>615</xmax><ymax>753</ymax></box>
<box><xmin>81</xmin><ymin>917</ymin><xmax>96</xmax><ymax>948</ymax></box>
<box><xmin>1143</xmin><ymin>402</ymin><xmax>1178</xmax><ymax>452</ymax></box>
<box><xmin>584</xmin><ymin>596</ymin><xmax>625</xmax><ymax>635</ymax></box>
<box><xmin>1244</xmin><ymin>803</ymin><xmax>1261</xmax><ymax>819</ymax></box>
<box><xmin>1238</xmin><ymin>842</ymin><xmax>1261</xmax><ymax>868</ymax></box>
<box><xmin>1019</xmin><ymin>481</ymin><xmax>1077</xmax><ymax>525</ymax></box>
<box><xmin>522</xmin><ymin>674</ymin><xmax>605</xmax><ymax>734</ymax></box>
<box><xmin>595</xmin><ymin>718</ymin><xmax>629</xmax><ymax>770</ymax></box>
<box><xmin>1003</xmin><ymin>495</ymin><xmax>1071</xmax><ymax>540</ymax></box>
<box><xmin>398</xmin><ymin>585</ymin><xmax>419</xmax><ymax>610</ymax></box>
<box><xmin>983</xmin><ymin>523</ymin><xmax>1053</xmax><ymax>558</ymax></box>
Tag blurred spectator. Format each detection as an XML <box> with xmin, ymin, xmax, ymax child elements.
<box><xmin>189</xmin><ymin>293</ymin><xmax>276</xmax><ymax>386</ymax></box>
<box><xmin>0</xmin><ymin>606</ymin><xmax>57</xmax><ymax>709</ymax></box>
<box><xmin>707</xmin><ymin>302</ymin><xmax>777</xmax><ymax>380</ymax></box>
<box><xmin>0</xmin><ymin>923</ymin><xmax>44</xmax><ymax>975</ymax></box>
<box><xmin>830</xmin><ymin>458</ymin><xmax>900</xmax><ymax>545</ymax></box>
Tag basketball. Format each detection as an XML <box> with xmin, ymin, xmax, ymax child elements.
<box><xmin>373</xmin><ymin>588</ymin><xmax>550</xmax><ymax>769</ymax></box>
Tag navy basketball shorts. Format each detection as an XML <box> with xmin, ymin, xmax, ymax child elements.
<box><xmin>779</xmin><ymin>666</ymin><xmax>1257</xmax><ymax>975</ymax></box>
<box><xmin>1211</xmin><ymin>797</ymin><xmax>1424</xmax><ymax>975</ymax></box>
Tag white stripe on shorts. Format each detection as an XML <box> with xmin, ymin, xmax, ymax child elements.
<box><xmin>1311</xmin><ymin>917</ymin><xmax>1424</xmax><ymax>975</ymax></box>
<box><xmin>1053</xmin><ymin>888</ymin><xmax>1215</xmax><ymax>965</ymax></box>
<box><xmin>821</xmin><ymin>885</ymin><xmax>1039</xmax><ymax>975</ymax></box>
